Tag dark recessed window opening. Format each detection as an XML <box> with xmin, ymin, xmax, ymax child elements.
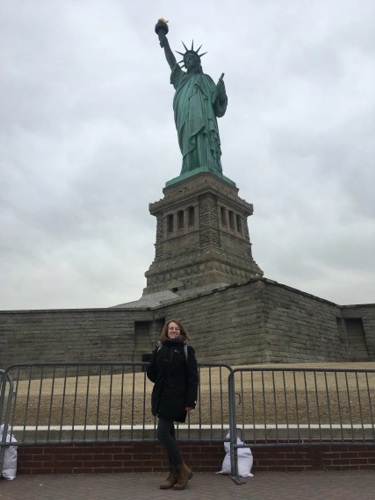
<box><xmin>221</xmin><ymin>206</ymin><xmax>227</xmax><ymax>226</ymax></box>
<box><xmin>188</xmin><ymin>206</ymin><xmax>195</xmax><ymax>226</ymax></box>
<box><xmin>229</xmin><ymin>211</ymin><xmax>235</xmax><ymax>229</ymax></box>
<box><xmin>177</xmin><ymin>210</ymin><xmax>184</xmax><ymax>229</ymax></box>
<box><xmin>167</xmin><ymin>214</ymin><xmax>174</xmax><ymax>233</ymax></box>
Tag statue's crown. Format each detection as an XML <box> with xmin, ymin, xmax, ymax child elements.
<box><xmin>176</xmin><ymin>40</ymin><xmax>207</xmax><ymax>66</ymax></box>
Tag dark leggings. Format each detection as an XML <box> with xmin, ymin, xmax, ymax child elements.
<box><xmin>156</xmin><ymin>417</ymin><xmax>182</xmax><ymax>465</ymax></box>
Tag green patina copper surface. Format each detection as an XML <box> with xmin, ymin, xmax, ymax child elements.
<box><xmin>155</xmin><ymin>20</ymin><xmax>232</xmax><ymax>183</ymax></box>
<box><xmin>165</xmin><ymin>168</ymin><xmax>235</xmax><ymax>187</ymax></box>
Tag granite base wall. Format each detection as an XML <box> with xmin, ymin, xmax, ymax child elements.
<box><xmin>1</xmin><ymin>278</ymin><xmax>374</xmax><ymax>368</ymax></box>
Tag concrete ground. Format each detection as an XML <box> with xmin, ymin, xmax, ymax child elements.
<box><xmin>1</xmin><ymin>470</ymin><xmax>375</xmax><ymax>500</ymax></box>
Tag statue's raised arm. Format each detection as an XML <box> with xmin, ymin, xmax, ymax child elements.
<box><xmin>154</xmin><ymin>19</ymin><xmax>228</xmax><ymax>176</ymax></box>
<box><xmin>155</xmin><ymin>19</ymin><xmax>177</xmax><ymax>70</ymax></box>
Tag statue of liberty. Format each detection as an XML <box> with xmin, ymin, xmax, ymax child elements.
<box><xmin>155</xmin><ymin>20</ymin><xmax>228</xmax><ymax>176</ymax></box>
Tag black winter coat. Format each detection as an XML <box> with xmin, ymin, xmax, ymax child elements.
<box><xmin>146</xmin><ymin>339</ymin><xmax>199</xmax><ymax>423</ymax></box>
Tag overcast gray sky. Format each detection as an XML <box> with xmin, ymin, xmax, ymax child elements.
<box><xmin>1</xmin><ymin>0</ymin><xmax>374</xmax><ymax>310</ymax></box>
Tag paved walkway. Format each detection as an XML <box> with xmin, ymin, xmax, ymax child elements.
<box><xmin>1</xmin><ymin>470</ymin><xmax>375</xmax><ymax>500</ymax></box>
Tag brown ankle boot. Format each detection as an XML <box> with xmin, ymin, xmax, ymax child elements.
<box><xmin>173</xmin><ymin>462</ymin><xmax>193</xmax><ymax>490</ymax></box>
<box><xmin>159</xmin><ymin>465</ymin><xmax>178</xmax><ymax>489</ymax></box>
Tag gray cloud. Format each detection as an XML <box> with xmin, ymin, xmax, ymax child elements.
<box><xmin>1</xmin><ymin>0</ymin><xmax>374</xmax><ymax>309</ymax></box>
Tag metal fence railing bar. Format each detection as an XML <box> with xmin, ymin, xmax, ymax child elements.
<box><xmin>1</xmin><ymin>363</ymin><xmax>374</xmax><ymax>448</ymax></box>
<box><xmin>0</xmin><ymin>369</ymin><xmax>15</xmax><ymax>474</ymax></box>
<box><xmin>1</xmin><ymin>362</ymin><xmax>374</xmax><ymax>484</ymax></box>
<box><xmin>227</xmin><ymin>367</ymin><xmax>375</xmax><ymax>481</ymax></box>
<box><xmin>228</xmin><ymin>367</ymin><xmax>375</xmax><ymax>445</ymax></box>
<box><xmin>0</xmin><ymin>362</ymin><xmax>232</xmax><ymax>445</ymax></box>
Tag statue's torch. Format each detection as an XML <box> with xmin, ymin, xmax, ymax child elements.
<box><xmin>155</xmin><ymin>18</ymin><xmax>169</xmax><ymax>46</ymax></box>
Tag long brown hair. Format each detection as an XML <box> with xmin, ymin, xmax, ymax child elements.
<box><xmin>159</xmin><ymin>318</ymin><xmax>191</xmax><ymax>342</ymax></box>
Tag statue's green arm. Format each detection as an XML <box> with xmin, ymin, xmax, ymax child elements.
<box><xmin>158</xmin><ymin>32</ymin><xmax>177</xmax><ymax>70</ymax></box>
<box><xmin>216</xmin><ymin>79</ymin><xmax>227</xmax><ymax>104</ymax></box>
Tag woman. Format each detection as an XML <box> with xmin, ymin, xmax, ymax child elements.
<box><xmin>147</xmin><ymin>318</ymin><xmax>199</xmax><ymax>490</ymax></box>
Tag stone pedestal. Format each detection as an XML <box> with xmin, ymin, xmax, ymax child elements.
<box><xmin>144</xmin><ymin>172</ymin><xmax>263</xmax><ymax>295</ymax></box>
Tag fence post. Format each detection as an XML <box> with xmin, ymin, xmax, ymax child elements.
<box><xmin>0</xmin><ymin>370</ymin><xmax>14</xmax><ymax>474</ymax></box>
<box><xmin>228</xmin><ymin>369</ymin><xmax>246</xmax><ymax>485</ymax></box>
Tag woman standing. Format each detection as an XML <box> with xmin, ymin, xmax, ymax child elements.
<box><xmin>147</xmin><ymin>318</ymin><xmax>199</xmax><ymax>490</ymax></box>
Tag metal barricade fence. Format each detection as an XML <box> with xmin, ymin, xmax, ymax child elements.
<box><xmin>1</xmin><ymin>362</ymin><xmax>375</xmax><ymax>481</ymax></box>
<box><xmin>0</xmin><ymin>362</ymin><xmax>232</xmax><ymax>446</ymax></box>
<box><xmin>227</xmin><ymin>367</ymin><xmax>375</xmax><ymax>481</ymax></box>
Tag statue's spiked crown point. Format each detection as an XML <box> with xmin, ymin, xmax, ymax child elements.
<box><xmin>176</xmin><ymin>40</ymin><xmax>207</xmax><ymax>67</ymax></box>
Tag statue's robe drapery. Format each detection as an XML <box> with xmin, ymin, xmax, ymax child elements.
<box><xmin>171</xmin><ymin>65</ymin><xmax>228</xmax><ymax>174</ymax></box>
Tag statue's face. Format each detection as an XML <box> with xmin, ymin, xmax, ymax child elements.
<box><xmin>184</xmin><ymin>53</ymin><xmax>200</xmax><ymax>71</ymax></box>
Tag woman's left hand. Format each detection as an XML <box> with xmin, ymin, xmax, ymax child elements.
<box><xmin>185</xmin><ymin>407</ymin><xmax>193</xmax><ymax>413</ymax></box>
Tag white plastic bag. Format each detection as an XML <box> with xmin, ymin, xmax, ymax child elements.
<box><xmin>0</xmin><ymin>425</ymin><xmax>18</xmax><ymax>480</ymax></box>
<box><xmin>217</xmin><ymin>434</ymin><xmax>253</xmax><ymax>477</ymax></box>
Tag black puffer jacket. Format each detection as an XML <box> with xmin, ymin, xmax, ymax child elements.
<box><xmin>146</xmin><ymin>339</ymin><xmax>199</xmax><ymax>423</ymax></box>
